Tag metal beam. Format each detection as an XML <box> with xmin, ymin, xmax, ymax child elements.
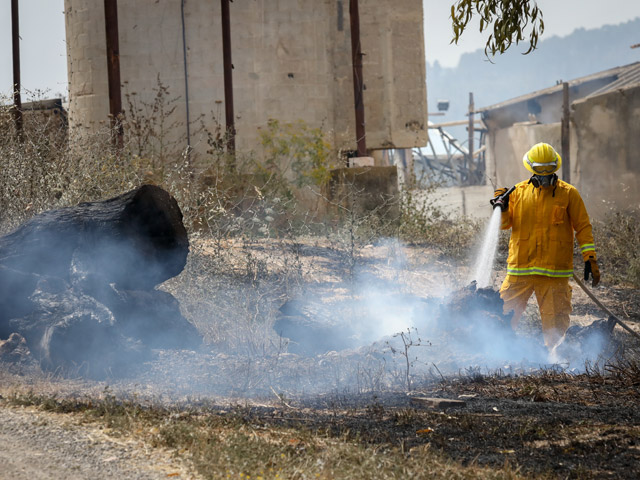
<box><xmin>104</xmin><ymin>0</ymin><xmax>123</xmax><ymax>147</ymax></box>
<box><xmin>561</xmin><ymin>82</ymin><xmax>570</xmax><ymax>183</ymax></box>
<box><xmin>349</xmin><ymin>0</ymin><xmax>367</xmax><ymax>158</ymax></box>
<box><xmin>429</xmin><ymin>119</ymin><xmax>484</xmax><ymax>129</ymax></box>
<box><xmin>221</xmin><ymin>0</ymin><xmax>236</xmax><ymax>156</ymax></box>
<box><xmin>11</xmin><ymin>0</ymin><xmax>23</xmax><ymax>141</ymax></box>
<box><xmin>180</xmin><ymin>0</ymin><xmax>192</xmax><ymax>156</ymax></box>
<box><xmin>467</xmin><ymin>92</ymin><xmax>474</xmax><ymax>183</ymax></box>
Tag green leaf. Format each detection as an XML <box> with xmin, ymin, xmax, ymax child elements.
<box><xmin>449</xmin><ymin>0</ymin><xmax>544</xmax><ymax>59</ymax></box>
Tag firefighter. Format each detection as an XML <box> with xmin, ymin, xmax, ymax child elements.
<box><xmin>490</xmin><ymin>142</ymin><xmax>600</xmax><ymax>349</ymax></box>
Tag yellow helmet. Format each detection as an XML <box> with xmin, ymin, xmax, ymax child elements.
<box><xmin>522</xmin><ymin>143</ymin><xmax>562</xmax><ymax>175</ymax></box>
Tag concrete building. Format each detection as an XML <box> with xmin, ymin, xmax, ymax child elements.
<box><xmin>478</xmin><ymin>62</ymin><xmax>640</xmax><ymax>218</ymax></box>
<box><xmin>572</xmin><ymin>68</ymin><xmax>640</xmax><ymax>218</ymax></box>
<box><xmin>63</xmin><ymin>0</ymin><xmax>428</xmax><ymax>157</ymax></box>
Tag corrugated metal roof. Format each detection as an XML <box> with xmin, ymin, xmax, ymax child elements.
<box><xmin>477</xmin><ymin>62</ymin><xmax>640</xmax><ymax>113</ymax></box>
<box><xmin>587</xmin><ymin>62</ymin><xmax>640</xmax><ymax>97</ymax></box>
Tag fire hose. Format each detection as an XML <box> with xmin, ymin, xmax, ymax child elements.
<box><xmin>572</xmin><ymin>273</ymin><xmax>640</xmax><ymax>341</ymax></box>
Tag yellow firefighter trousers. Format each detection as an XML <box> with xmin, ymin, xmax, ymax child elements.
<box><xmin>499</xmin><ymin>275</ymin><xmax>572</xmax><ymax>348</ymax></box>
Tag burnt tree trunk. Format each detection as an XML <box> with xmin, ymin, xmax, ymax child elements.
<box><xmin>0</xmin><ymin>184</ymin><xmax>188</xmax><ymax>289</ymax></box>
<box><xmin>0</xmin><ymin>185</ymin><xmax>201</xmax><ymax>379</ymax></box>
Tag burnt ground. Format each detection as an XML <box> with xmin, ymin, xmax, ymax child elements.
<box><xmin>235</xmin><ymin>371</ymin><xmax>640</xmax><ymax>479</ymax></box>
<box><xmin>1</xmin><ymin>238</ymin><xmax>640</xmax><ymax>478</ymax></box>
<box><xmin>2</xmin><ymin>364</ymin><xmax>639</xmax><ymax>479</ymax></box>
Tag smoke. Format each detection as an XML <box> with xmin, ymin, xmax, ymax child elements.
<box><xmin>0</xmin><ymin>204</ymin><xmax>615</xmax><ymax>397</ymax></box>
<box><xmin>274</xmin><ymin>236</ymin><xmax>614</xmax><ymax>392</ymax></box>
<box><xmin>551</xmin><ymin>318</ymin><xmax>617</xmax><ymax>366</ymax></box>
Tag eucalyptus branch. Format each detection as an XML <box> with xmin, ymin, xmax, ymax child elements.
<box><xmin>450</xmin><ymin>0</ymin><xmax>544</xmax><ymax>58</ymax></box>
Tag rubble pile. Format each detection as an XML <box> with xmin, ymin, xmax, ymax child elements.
<box><xmin>427</xmin><ymin>281</ymin><xmax>514</xmax><ymax>336</ymax></box>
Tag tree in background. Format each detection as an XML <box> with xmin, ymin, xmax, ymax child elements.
<box><xmin>451</xmin><ymin>0</ymin><xmax>544</xmax><ymax>57</ymax></box>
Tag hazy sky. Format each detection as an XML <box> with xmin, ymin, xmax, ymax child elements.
<box><xmin>1</xmin><ymin>0</ymin><xmax>640</xmax><ymax>98</ymax></box>
<box><xmin>424</xmin><ymin>0</ymin><xmax>640</xmax><ymax>67</ymax></box>
<box><xmin>0</xmin><ymin>0</ymin><xmax>66</xmax><ymax>98</ymax></box>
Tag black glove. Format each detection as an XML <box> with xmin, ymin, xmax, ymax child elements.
<box><xmin>490</xmin><ymin>187</ymin><xmax>510</xmax><ymax>211</ymax></box>
<box><xmin>584</xmin><ymin>256</ymin><xmax>600</xmax><ymax>287</ymax></box>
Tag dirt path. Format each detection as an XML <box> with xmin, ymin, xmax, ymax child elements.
<box><xmin>0</xmin><ymin>401</ymin><xmax>195</xmax><ymax>480</ymax></box>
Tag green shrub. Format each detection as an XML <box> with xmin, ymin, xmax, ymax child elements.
<box><xmin>258</xmin><ymin>118</ymin><xmax>336</xmax><ymax>191</ymax></box>
<box><xmin>398</xmin><ymin>188</ymin><xmax>481</xmax><ymax>259</ymax></box>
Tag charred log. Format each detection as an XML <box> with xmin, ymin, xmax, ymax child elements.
<box><xmin>0</xmin><ymin>184</ymin><xmax>188</xmax><ymax>290</ymax></box>
<box><xmin>0</xmin><ymin>333</ymin><xmax>31</xmax><ymax>364</ymax></box>
<box><xmin>553</xmin><ymin>316</ymin><xmax>617</xmax><ymax>363</ymax></box>
<box><xmin>0</xmin><ymin>265</ymin><xmax>38</xmax><ymax>323</ymax></box>
<box><xmin>82</xmin><ymin>284</ymin><xmax>202</xmax><ymax>350</ymax></box>
<box><xmin>0</xmin><ymin>185</ymin><xmax>201</xmax><ymax>379</ymax></box>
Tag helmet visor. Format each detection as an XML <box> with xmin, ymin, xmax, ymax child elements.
<box><xmin>529</xmin><ymin>161</ymin><xmax>558</xmax><ymax>174</ymax></box>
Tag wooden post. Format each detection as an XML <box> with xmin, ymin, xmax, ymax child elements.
<box><xmin>467</xmin><ymin>92</ymin><xmax>475</xmax><ymax>185</ymax></box>
<box><xmin>11</xmin><ymin>0</ymin><xmax>23</xmax><ymax>142</ymax></box>
<box><xmin>221</xmin><ymin>0</ymin><xmax>236</xmax><ymax>158</ymax></box>
<box><xmin>349</xmin><ymin>0</ymin><xmax>367</xmax><ymax>158</ymax></box>
<box><xmin>104</xmin><ymin>0</ymin><xmax>123</xmax><ymax>148</ymax></box>
<box><xmin>561</xmin><ymin>82</ymin><xmax>571</xmax><ymax>183</ymax></box>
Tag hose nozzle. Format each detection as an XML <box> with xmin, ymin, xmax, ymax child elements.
<box><xmin>490</xmin><ymin>186</ymin><xmax>515</xmax><ymax>211</ymax></box>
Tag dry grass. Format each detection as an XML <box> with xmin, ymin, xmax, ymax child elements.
<box><xmin>593</xmin><ymin>209</ymin><xmax>640</xmax><ymax>287</ymax></box>
<box><xmin>4</xmin><ymin>390</ymin><xmax>527</xmax><ymax>480</ymax></box>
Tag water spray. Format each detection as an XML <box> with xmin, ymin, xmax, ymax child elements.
<box><xmin>471</xmin><ymin>186</ymin><xmax>515</xmax><ymax>288</ymax></box>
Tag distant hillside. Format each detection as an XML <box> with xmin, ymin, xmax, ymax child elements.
<box><xmin>426</xmin><ymin>18</ymin><xmax>640</xmax><ymax>139</ymax></box>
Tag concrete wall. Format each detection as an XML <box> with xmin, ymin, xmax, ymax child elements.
<box><xmin>485</xmin><ymin>122</ymin><xmax>562</xmax><ymax>188</ymax></box>
<box><xmin>64</xmin><ymin>0</ymin><xmax>427</xmax><ymax>155</ymax></box>
<box><xmin>327</xmin><ymin>166</ymin><xmax>399</xmax><ymax>220</ymax></box>
<box><xmin>572</xmin><ymin>84</ymin><xmax>640</xmax><ymax>218</ymax></box>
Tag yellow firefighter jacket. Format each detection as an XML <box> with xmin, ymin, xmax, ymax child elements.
<box><xmin>501</xmin><ymin>179</ymin><xmax>596</xmax><ymax>277</ymax></box>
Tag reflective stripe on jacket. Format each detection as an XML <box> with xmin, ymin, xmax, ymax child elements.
<box><xmin>501</xmin><ymin>179</ymin><xmax>596</xmax><ymax>277</ymax></box>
